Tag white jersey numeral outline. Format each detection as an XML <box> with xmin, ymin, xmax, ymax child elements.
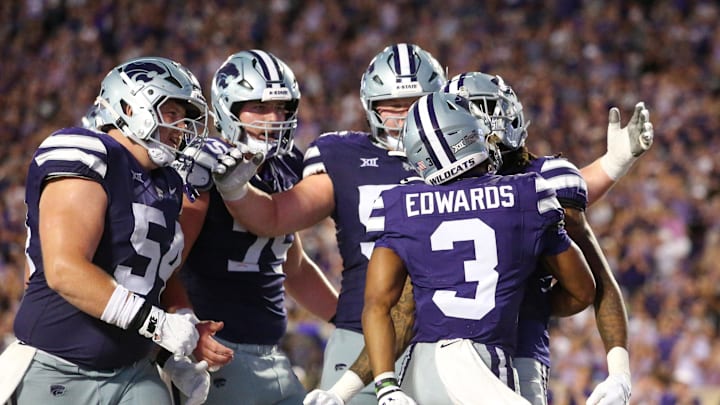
<box><xmin>115</xmin><ymin>203</ymin><xmax>184</xmax><ymax>294</ymax></box>
<box><xmin>431</xmin><ymin>218</ymin><xmax>499</xmax><ymax>320</ymax></box>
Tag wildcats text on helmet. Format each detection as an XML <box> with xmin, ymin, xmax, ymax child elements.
<box><xmin>428</xmin><ymin>158</ymin><xmax>477</xmax><ymax>185</ymax></box>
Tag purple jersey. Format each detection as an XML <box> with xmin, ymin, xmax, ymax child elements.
<box><xmin>15</xmin><ymin>127</ymin><xmax>184</xmax><ymax>370</ymax></box>
<box><xmin>302</xmin><ymin>131</ymin><xmax>417</xmax><ymax>332</ymax></box>
<box><xmin>511</xmin><ymin>156</ymin><xmax>588</xmax><ymax>366</ymax></box>
<box><xmin>369</xmin><ymin>172</ymin><xmax>571</xmax><ymax>355</ymax></box>
<box><xmin>181</xmin><ymin>138</ymin><xmax>304</xmax><ymax>344</ymax></box>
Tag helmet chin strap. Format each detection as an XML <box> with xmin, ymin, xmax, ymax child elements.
<box><xmin>146</xmin><ymin>142</ymin><xmax>175</xmax><ymax>167</ymax></box>
<box><xmin>126</xmin><ymin>132</ymin><xmax>175</xmax><ymax>167</ymax></box>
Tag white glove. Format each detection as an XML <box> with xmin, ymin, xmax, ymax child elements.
<box><xmin>586</xmin><ymin>373</ymin><xmax>631</xmax><ymax>405</ymax></box>
<box><xmin>212</xmin><ymin>147</ymin><xmax>265</xmax><ymax>201</ymax></box>
<box><xmin>162</xmin><ymin>355</ymin><xmax>211</xmax><ymax>405</ymax></box>
<box><xmin>374</xmin><ymin>372</ymin><xmax>417</xmax><ymax>405</ymax></box>
<box><xmin>137</xmin><ymin>306</ymin><xmax>199</xmax><ymax>357</ymax></box>
<box><xmin>173</xmin><ymin>140</ymin><xmax>232</xmax><ymax>200</ymax></box>
<box><xmin>600</xmin><ymin>101</ymin><xmax>654</xmax><ymax>180</ymax></box>
<box><xmin>303</xmin><ymin>389</ymin><xmax>345</xmax><ymax>405</ymax></box>
<box><xmin>304</xmin><ymin>370</ymin><xmax>366</xmax><ymax>405</ymax></box>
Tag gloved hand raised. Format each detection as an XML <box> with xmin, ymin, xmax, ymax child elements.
<box><xmin>212</xmin><ymin>146</ymin><xmax>265</xmax><ymax>201</ymax></box>
<box><xmin>600</xmin><ymin>101</ymin><xmax>654</xmax><ymax>180</ymax></box>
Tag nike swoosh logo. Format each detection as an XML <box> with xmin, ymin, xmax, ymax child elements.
<box><xmin>439</xmin><ymin>339</ymin><xmax>462</xmax><ymax>348</ymax></box>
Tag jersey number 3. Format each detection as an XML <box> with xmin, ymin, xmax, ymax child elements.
<box><xmin>431</xmin><ymin>218</ymin><xmax>499</xmax><ymax>321</ymax></box>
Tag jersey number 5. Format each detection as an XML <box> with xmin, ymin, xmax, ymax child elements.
<box><xmin>114</xmin><ymin>203</ymin><xmax>183</xmax><ymax>295</ymax></box>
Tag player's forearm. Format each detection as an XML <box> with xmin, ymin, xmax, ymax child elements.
<box><xmin>45</xmin><ymin>260</ymin><xmax>119</xmax><ymax>318</ymax></box>
<box><xmin>580</xmin><ymin>160</ymin><xmax>616</xmax><ymax>206</ymax></box>
<box><xmin>549</xmin><ymin>283</ymin><xmax>593</xmax><ymax>317</ymax></box>
<box><xmin>390</xmin><ymin>276</ymin><xmax>416</xmax><ymax>357</ymax></box>
<box><xmin>566</xmin><ymin>213</ymin><xmax>628</xmax><ymax>350</ymax></box>
<box><xmin>362</xmin><ymin>306</ymin><xmax>397</xmax><ymax>376</ymax></box>
<box><xmin>223</xmin><ymin>185</ymin><xmax>284</xmax><ymax>236</ymax></box>
<box><xmin>349</xmin><ymin>277</ymin><xmax>416</xmax><ymax>385</ymax></box>
<box><xmin>286</xmin><ymin>268</ymin><xmax>338</xmax><ymax>321</ymax></box>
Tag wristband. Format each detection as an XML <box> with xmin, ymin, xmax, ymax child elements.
<box><xmin>330</xmin><ymin>370</ymin><xmax>365</xmax><ymax>403</ymax></box>
<box><xmin>216</xmin><ymin>182</ymin><xmax>248</xmax><ymax>201</ymax></box>
<box><xmin>600</xmin><ymin>153</ymin><xmax>635</xmax><ymax>181</ymax></box>
<box><xmin>607</xmin><ymin>346</ymin><xmax>630</xmax><ymax>376</ymax></box>
<box><xmin>127</xmin><ymin>300</ymin><xmax>153</xmax><ymax>332</ymax></box>
<box><xmin>100</xmin><ymin>284</ymin><xmax>145</xmax><ymax>329</ymax></box>
<box><xmin>374</xmin><ymin>371</ymin><xmax>400</xmax><ymax>398</ymax></box>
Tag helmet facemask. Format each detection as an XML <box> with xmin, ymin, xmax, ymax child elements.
<box><xmin>211</xmin><ymin>50</ymin><xmax>301</xmax><ymax>159</ymax></box>
<box><xmin>95</xmin><ymin>57</ymin><xmax>209</xmax><ymax>168</ymax></box>
<box><xmin>445</xmin><ymin>72</ymin><xmax>529</xmax><ymax>152</ymax></box>
<box><xmin>360</xmin><ymin>43</ymin><xmax>447</xmax><ymax>151</ymax></box>
<box><xmin>229</xmin><ymin>97</ymin><xmax>299</xmax><ymax>157</ymax></box>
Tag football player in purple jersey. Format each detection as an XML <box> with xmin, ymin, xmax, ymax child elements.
<box><xmin>209</xmin><ymin>43</ymin><xmax>448</xmax><ymax>405</ymax></box>
<box><xmin>363</xmin><ymin>91</ymin><xmax>596</xmax><ymax>405</ymax></box>
<box><xmin>443</xmin><ymin>72</ymin><xmax>652</xmax><ymax>405</ymax></box>
<box><xmin>163</xmin><ymin>50</ymin><xmax>338</xmax><ymax>405</ymax></box>
<box><xmin>6</xmin><ymin>57</ymin><xmax>211</xmax><ymax>405</ymax></box>
<box><xmin>307</xmin><ymin>69</ymin><xmax>653</xmax><ymax>405</ymax></box>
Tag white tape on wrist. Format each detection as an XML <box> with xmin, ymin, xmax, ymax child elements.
<box><xmin>600</xmin><ymin>153</ymin><xmax>635</xmax><ymax>181</ymax></box>
<box><xmin>100</xmin><ymin>284</ymin><xmax>145</xmax><ymax>329</ymax></box>
<box><xmin>607</xmin><ymin>346</ymin><xmax>630</xmax><ymax>376</ymax></box>
<box><xmin>330</xmin><ymin>370</ymin><xmax>366</xmax><ymax>402</ymax></box>
<box><xmin>216</xmin><ymin>182</ymin><xmax>248</xmax><ymax>201</ymax></box>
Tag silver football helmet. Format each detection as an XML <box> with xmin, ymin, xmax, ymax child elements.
<box><xmin>80</xmin><ymin>104</ymin><xmax>101</xmax><ymax>130</ymax></box>
<box><xmin>402</xmin><ymin>92</ymin><xmax>500</xmax><ymax>185</ymax></box>
<box><xmin>211</xmin><ymin>50</ymin><xmax>300</xmax><ymax>157</ymax></box>
<box><xmin>360</xmin><ymin>43</ymin><xmax>447</xmax><ymax>150</ymax></box>
<box><xmin>95</xmin><ymin>56</ymin><xmax>208</xmax><ymax>167</ymax></box>
<box><xmin>443</xmin><ymin>72</ymin><xmax>529</xmax><ymax>150</ymax></box>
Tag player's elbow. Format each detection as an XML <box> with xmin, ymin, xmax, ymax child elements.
<box><xmin>574</xmin><ymin>277</ymin><xmax>596</xmax><ymax>308</ymax></box>
<box><xmin>43</xmin><ymin>259</ymin><xmax>75</xmax><ymax>294</ymax></box>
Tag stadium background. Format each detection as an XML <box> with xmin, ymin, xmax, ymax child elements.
<box><xmin>1</xmin><ymin>1</ymin><xmax>718</xmax><ymax>403</ymax></box>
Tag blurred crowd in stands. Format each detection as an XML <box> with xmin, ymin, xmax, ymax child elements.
<box><xmin>1</xmin><ymin>1</ymin><xmax>719</xmax><ymax>403</ymax></box>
